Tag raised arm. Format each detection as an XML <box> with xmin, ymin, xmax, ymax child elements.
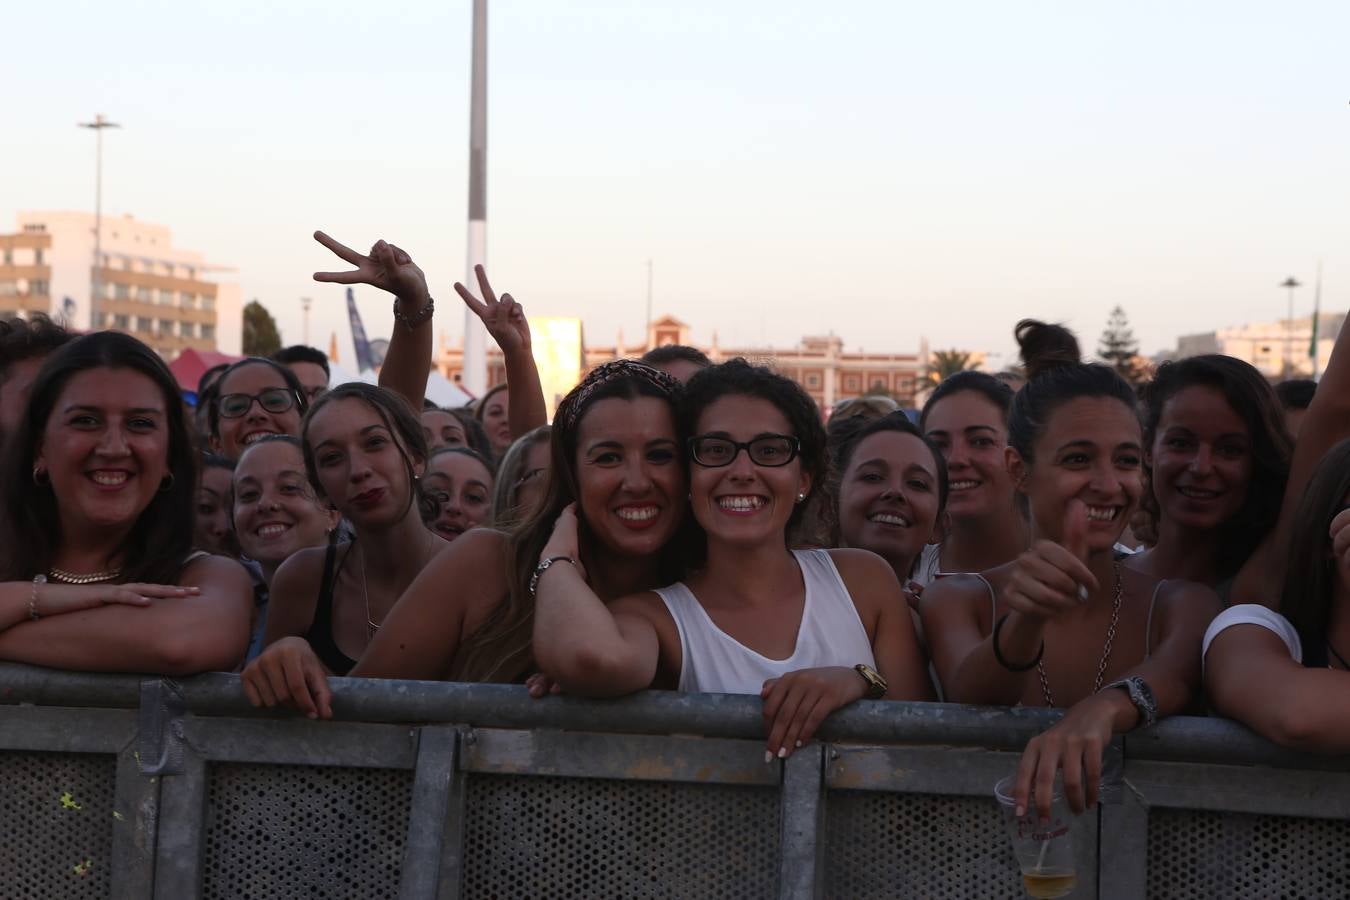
<box><xmin>313</xmin><ymin>230</ymin><xmax>433</xmax><ymax>412</ymax></box>
<box><xmin>0</xmin><ymin>556</ymin><xmax>252</xmax><ymax>675</ymax></box>
<box><xmin>454</xmin><ymin>265</ymin><xmax>547</xmax><ymax>441</ymax></box>
<box><xmin>530</xmin><ymin>504</ymin><xmax>660</xmax><ymax>696</ymax></box>
<box><xmin>1234</xmin><ymin>307</ymin><xmax>1350</xmax><ymax>605</ymax></box>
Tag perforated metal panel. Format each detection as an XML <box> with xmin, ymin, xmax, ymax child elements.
<box><xmin>824</xmin><ymin>790</ymin><xmax>1029</xmax><ymax>900</ymax></box>
<box><xmin>461</xmin><ymin>772</ymin><xmax>780</xmax><ymax>899</ymax></box>
<box><xmin>202</xmin><ymin>762</ymin><xmax>413</xmax><ymax>900</ymax></box>
<box><xmin>1146</xmin><ymin>807</ymin><xmax>1350</xmax><ymax>899</ymax></box>
<box><xmin>0</xmin><ymin>751</ymin><xmax>116</xmax><ymax>900</ymax></box>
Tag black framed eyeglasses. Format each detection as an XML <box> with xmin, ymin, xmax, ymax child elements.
<box><xmin>688</xmin><ymin>434</ymin><xmax>800</xmax><ymax>468</ymax></box>
<box><xmin>218</xmin><ymin>388</ymin><xmax>298</xmax><ymax>419</ymax></box>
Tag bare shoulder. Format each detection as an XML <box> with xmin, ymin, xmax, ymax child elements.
<box><xmin>1154</xmin><ymin>577</ymin><xmax>1223</xmax><ymax>629</ymax></box>
<box><xmin>610</xmin><ymin>590</ymin><xmax>672</xmax><ymax>626</ymax></box>
<box><xmin>919</xmin><ymin>571</ymin><xmax>997</xmax><ymax>610</ymax></box>
<box><xmin>825</xmin><ymin>547</ymin><xmax>898</xmax><ymax>585</ymax></box>
<box><xmin>180</xmin><ymin>552</ymin><xmax>252</xmax><ymax>588</ymax></box>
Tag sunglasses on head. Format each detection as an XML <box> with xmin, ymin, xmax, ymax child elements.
<box><xmin>218</xmin><ymin>388</ymin><xmax>297</xmax><ymax>419</ymax></box>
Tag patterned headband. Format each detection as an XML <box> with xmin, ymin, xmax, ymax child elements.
<box><xmin>558</xmin><ymin>359</ymin><xmax>682</xmax><ymax>430</ymax></box>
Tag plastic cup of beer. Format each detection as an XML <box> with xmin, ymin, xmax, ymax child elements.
<box><xmin>993</xmin><ymin>775</ymin><xmax>1077</xmax><ymax>899</ymax></box>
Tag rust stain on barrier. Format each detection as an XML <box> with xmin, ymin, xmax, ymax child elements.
<box><xmin>624</xmin><ymin>756</ymin><xmax>678</xmax><ymax>780</ymax></box>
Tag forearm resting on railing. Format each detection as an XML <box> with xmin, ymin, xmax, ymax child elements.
<box><xmin>532</xmin><ymin>562</ymin><xmax>657</xmax><ymax>696</ymax></box>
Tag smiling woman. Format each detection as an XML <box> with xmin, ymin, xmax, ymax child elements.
<box><xmin>0</xmin><ymin>331</ymin><xmax>253</xmax><ymax>675</ymax></box>
<box><xmin>533</xmin><ymin>359</ymin><xmax>934</xmax><ymax>761</ymax></box>
<box><xmin>920</xmin><ymin>321</ymin><xmax>1219</xmax><ymax>822</ymax></box>
<box><xmin>208</xmin><ymin>358</ymin><xmax>309</xmax><ymax>461</ymax></box>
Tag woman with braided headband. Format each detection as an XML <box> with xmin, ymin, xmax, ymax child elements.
<box><xmin>343</xmin><ymin>360</ymin><xmax>694</xmax><ymax>690</ymax></box>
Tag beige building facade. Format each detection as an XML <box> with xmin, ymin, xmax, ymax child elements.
<box><xmin>435</xmin><ymin>314</ymin><xmax>971</xmax><ymax>410</ymax></box>
<box><xmin>0</xmin><ymin>211</ymin><xmax>242</xmax><ymax>358</ymax></box>
<box><xmin>1173</xmin><ymin>312</ymin><xmax>1345</xmax><ymax>379</ymax></box>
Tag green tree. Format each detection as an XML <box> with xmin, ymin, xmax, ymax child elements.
<box><xmin>924</xmin><ymin>349</ymin><xmax>978</xmax><ymax>386</ymax></box>
<box><xmin>1098</xmin><ymin>305</ymin><xmax>1145</xmax><ymax>384</ymax></box>
<box><xmin>242</xmin><ymin>300</ymin><xmax>281</xmax><ymax>357</ymax></box>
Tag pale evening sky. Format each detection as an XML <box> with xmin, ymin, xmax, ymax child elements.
<box><xmin>3</xmin><ymin>1</ymin><xmax>1346</xmax><ymax>366</ymax></box>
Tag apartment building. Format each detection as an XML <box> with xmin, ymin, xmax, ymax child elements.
<box><xmin>0</xmin><ymin>211</ymin><xmax>242</xmax><ymax>357</ymax></box>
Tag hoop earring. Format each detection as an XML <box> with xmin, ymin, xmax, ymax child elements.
<box><xmin>159</xmin><ymin>473</ymin><xmax>176</xmax><ymax>493</ymax></box>
<box><xmin>32</xmin><ymin>466</ymin><xmax>50</xmax><ymax>487</ymax></box>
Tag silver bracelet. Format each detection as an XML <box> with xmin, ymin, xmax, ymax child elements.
<box><xmin>392</xmin><ymin>295</ymin><xmax>434</xmax><ymax>329</ymax></box>
<box><xmin>529</xmin><ymin>556</ymin><xmax>577</xmax><ymax>599</ymax></box>
<box><xmin>29</xmin><ymin>574</ymin><xmax>46</xmax><ymax>620</ymax></box>
<box><xmin>1102</xmin><ymin>675</ymin><xmax>1157</xmax><ymax>730</ymax></box>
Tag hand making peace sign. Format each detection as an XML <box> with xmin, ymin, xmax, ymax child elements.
<box><xmin>454</xmin><ymin>264</ymin><xmax>531</xmax><ymax>354</ymax></box>
<box><xmin>312</xmin><ymin>231</ymin><xmax>430</xmax><ymax>306</ymax></box>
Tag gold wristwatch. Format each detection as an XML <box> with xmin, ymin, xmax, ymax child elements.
<box><xmin>854</xmin><ymin>664</ymin><xmax>888</xmax><ymax>700</ymax></box>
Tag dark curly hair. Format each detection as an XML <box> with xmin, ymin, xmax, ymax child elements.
<box><xmin>0</xmin><ymin>313</ymin><xmax>72</xmax><ymax>383</ymax></box>
<box><xmin>681</xmin><ymin>357</ymin><xmax>827</xmax><ymax>542</ymax></box>
<box><xmin>1139</xmin><ymin>355</ymin><xmax>1291</xmax><ymax>582</ymax></box>
<box><xmin>1279</xmin><ymin>438</ymin><xmax>1350</xmax><ymax>668</ymax></box>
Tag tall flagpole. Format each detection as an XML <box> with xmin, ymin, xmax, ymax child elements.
<box><xmin>1311</xmin><ymin>261</ymin><xmax>1323</xmax><ymax>380</ymax></box>
<box><xmin>463</xmin><ymin>0</ymin><xmax>489</xmax><ymax>396</ymax></box>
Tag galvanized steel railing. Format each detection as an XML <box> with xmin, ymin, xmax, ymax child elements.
<box><xmin>1</xmin><ymin>662</ymin><xmax>1347</xmax><ymax>899</ymax></box>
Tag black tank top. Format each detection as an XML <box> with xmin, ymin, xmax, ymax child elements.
<box><xmin>303</xmin><ymin>541</ymin><xmax>357</xmax><ymax>676</ymax></box>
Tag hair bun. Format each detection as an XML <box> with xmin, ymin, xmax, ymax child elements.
<box><xmin>1015</xmin><ymin>319</ymin><xmax>1082</xmax><ymax>381</ymax></box>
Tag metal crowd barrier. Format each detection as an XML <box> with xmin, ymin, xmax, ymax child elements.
<box><xmin>1</xmin><ymin>662</ymin><xmax>1348</xmax><ymax>899</ymax></box>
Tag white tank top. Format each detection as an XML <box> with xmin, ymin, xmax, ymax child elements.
<box><xmin>655</xmin><ymin>548</ymin><xmax>877</xmax><ymax>695</ymax></box>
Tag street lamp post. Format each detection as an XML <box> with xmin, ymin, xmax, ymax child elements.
<box><xmin>301</xmin><ymin>296</ymin><xmax>312</xmax><ymax>346</ymax></box>
<box><xmin>1280</xmin><ymin>276</ymin><xmax>1301</xmax><ymax>377</ymax></box>
<box><xmin>78</xmin><ymin>114</ymin><xmax>120</xmax><ymax>331</ymax></box>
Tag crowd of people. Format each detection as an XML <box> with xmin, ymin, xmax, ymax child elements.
<box><xmin>2</xmin><ymin>231</ymin><xmax>1349</xmax><ymax>822</ymax></box>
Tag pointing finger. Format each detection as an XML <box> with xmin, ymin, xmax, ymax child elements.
<box><xmin>313</xmin><ymin>231</ymin><xmax>365</xmax><ymax>265</ymax></box>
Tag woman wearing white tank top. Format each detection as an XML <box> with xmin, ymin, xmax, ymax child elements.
<box><xmin>533</xmin><ymin>360</ymin><xmax>933</xmax><ymax>763</ymax></box>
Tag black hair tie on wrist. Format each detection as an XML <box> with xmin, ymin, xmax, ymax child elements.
<box><xmin>992</xmin><ymin>614</ymin><xmax>1044</xmax><ymax>672</ymax></box>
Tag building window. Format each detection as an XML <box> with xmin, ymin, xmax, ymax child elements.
<box><xmin>0</xmin><ymin>281</ymin><xmax>15</xmax><ymax>296</ymax></box>
<box><xmin>113</xmin><ymin>314</ymin><xmax>130</xmax><ymax>330</ymax></box>
<box><xmin>201</xmin><ymin>323</ymin><xmax>215</xmax><ymax>342</ymax></box>
<box><xmin>806</xmin><ymin>373</ymin><xmax>821</xmax><ymax>388</ymax></box>
<box><xmin>136</xmin><ymin>285</ymin><xmax>153</xmax><ymax>302</ymax></box>
<box><xmin>29</xmin><ymin>280</ymin><xmax>49</xmax><ymax>295</ymax></box>
<box><xmin>158</xmin><ymin>289</ymin><xmax>173</xmax><ymax>305</ymax></box>
<box><xmin>201</xmin><ymin>295</ymin><xmax>215</xmax><ymax>311</ymax></box>
<box><xmin>845</xmin><ymin>375</ymin><xmax>861</xmax><ymax>392</ymax></box>
<box><xmin>2</xmin><ymin>250</ymin><xmax>10</xmax><ymax>265</ymax></box>
<box><xmin>181</xmin><ymin>293</ymin><xmax>196</xmax><ymax>309</ymax></box>
<box><xmin>136</xmin><ymin>316</ymin><xmax>152</xmax><ymax>333</ymax></box>
<box><xmin>114</xmin><ymin>283</ymin><xmax>129</xmax><ymax>300</ymax></box>
<box><xmin>180</xmin><ymin>321</ymin><xmax>196</xmax><ymax>338</ymax></box>
<box><xmin>34</xmin><ymin>249</ymin><xmax>44</xmax><ymax>266</ymax></box>
<box><xmin>159</xmin><ymin>318</ymin><xmax>174</xmax><ymax>335</ymax></box>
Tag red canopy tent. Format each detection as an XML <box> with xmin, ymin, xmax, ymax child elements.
<box><xmin>169</xmin><ymin>348</ymin><xmax>243</xmax><ymax>396</ymax></box>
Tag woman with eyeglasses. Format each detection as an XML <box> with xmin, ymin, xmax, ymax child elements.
<box><xmin>208</xmin><ymin>358</ymin><xmax>309</xmax><ymax>461</ymax></box>
<box><xmin>534</xmin><ymin>359</ymin><xmax>933</xmax><ymax>761</ymax></box>
<box><xmin>421</xmin><ymin>447</ymin><xmax>494</xmax><ymax>542</ymax></box>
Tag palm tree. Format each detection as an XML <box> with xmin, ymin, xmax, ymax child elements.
<box><xmin>924</xmin><ymin>349</ymin><xmax>977</xmax><ymax>387</ymax></box>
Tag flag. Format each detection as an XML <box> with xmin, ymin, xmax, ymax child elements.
<box><xmin>346</xmin><ymin>288</ymin><xmax>375</xmax><ymax>372</ymax></box>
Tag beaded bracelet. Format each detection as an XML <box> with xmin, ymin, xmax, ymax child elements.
<box><xmin>393</xmin><ymin>295</ymin><xmax>435</xmax><ymax>329</ymax></box>
<box><xmin>991</xmin><ymin>613</ymin><xmax>1043</xmax><ymax>672</ymax></box>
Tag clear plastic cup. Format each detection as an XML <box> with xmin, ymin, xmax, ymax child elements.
<box><xmin>993</xmin><ymin>775</ymin><xmax>1078</xmax><ymax>899</ymax></box>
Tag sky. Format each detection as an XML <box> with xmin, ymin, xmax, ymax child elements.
<box><xmin>3</xmin><ymin>1</ymin><xmax>1347</xmax><ymax>366</ymax></box>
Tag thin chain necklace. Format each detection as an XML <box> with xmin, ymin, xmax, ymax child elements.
<box><xmin>1038</xmin><ymin>561</ymin><xmax>1123</xmax><ymax>707</ymax></box>
<box><xmin>48</xmin><ymin>566</ymin><xmax>122</xmax><ymax>585</ymax></box>
<box><xmin>358</xmin><ymin>543</ymin><xmax>379</xmax><ymax>638</ymax></box>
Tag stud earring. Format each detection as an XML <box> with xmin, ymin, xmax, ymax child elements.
<box><xmin>795</xmin><ymin>493</ymin><xmax>806</xmax><ymax>504</ymax></box>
